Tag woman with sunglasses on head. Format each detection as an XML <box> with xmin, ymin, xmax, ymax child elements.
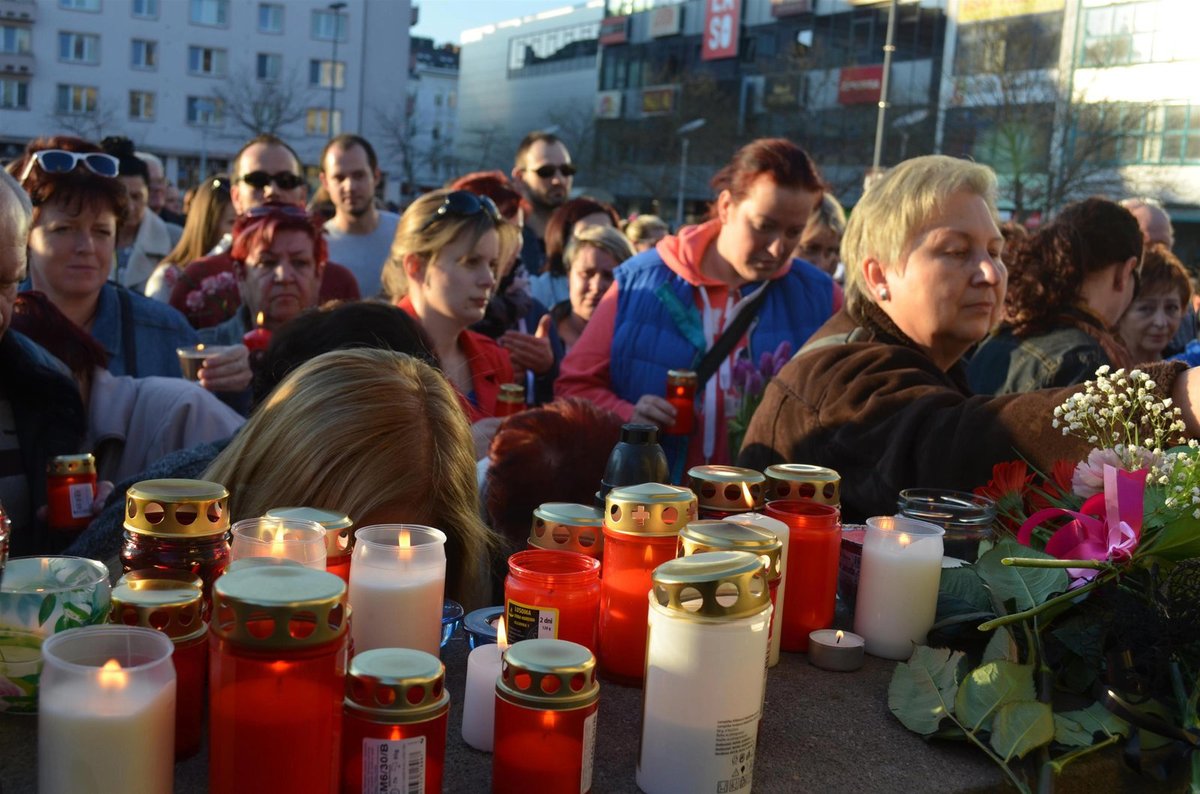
<box><xmin>143</xmin><ymin>174</ymin><xmax>235</xmax><ymax>302</ymax></box>
<box><xmin>9</xmin><ymin>136</ymin><xmax>250</xmax><ymax>394</ymax></box>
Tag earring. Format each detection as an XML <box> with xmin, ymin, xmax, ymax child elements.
<box><xmin>878</xmin><ymin>287</ymin><xmax>890</xmax><ymax>301</ymax></box>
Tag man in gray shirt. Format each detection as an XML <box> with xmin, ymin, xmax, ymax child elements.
<box><xmin>320</xmin><ymin>134</ymin><xmax>399</xmax><ymax>298</ymax></box>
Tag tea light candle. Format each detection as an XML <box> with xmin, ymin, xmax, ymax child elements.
<box><xmin>853</xmin><ymin>516</ymin><xmax>944</xmax><ymax>660</ymax></box>
<box><xmin>808</xmin><ymin>629</ymin><xmax>865</xmax><ymax>672</ymax></box>
<box><xmin>461</xmin><ymin>617</ymin><xmax>507</xmax><ymax>752</ymax></box>
<box><xmin>348</xmin><ymin>525</ymin><xmax>447</xmax><ymax>655</ymax></box>
<box><xmin>230</xmin><ymin>517</ymin><xmax>326</xmax><ymax>570</ymax></box>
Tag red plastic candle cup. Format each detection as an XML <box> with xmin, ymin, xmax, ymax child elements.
<box><xmin>505</xmin><ymin>550</ymin><xmax>601</xmax><ymax>655</ymax></box>
<box><xmin>764</xmin><ymin>500</ymin><xmax>841</xmax><ymax>652</ymax></box>
<box><xmin>209</xmin><ymin>565</ymin><xmax>348</xmax><ymax>794</ymax></box>
<box><xmin>341</xmin><ymin>649</ymin><xmax>449</xmax><ymax>794</ymax></box>
<box><xmin>495</xmin><ymin>382</ymin><xmax>526</xmax><ymax>418</ymax></box>
<box><xmin>663</xmin><ymin>369</ymin><xmax>697</xmax><ymax>435</ymax></box>
<box><xmin>46</xmin><ymin>454</ymin><xmax>97</xmax><ymax>533</ymax></box>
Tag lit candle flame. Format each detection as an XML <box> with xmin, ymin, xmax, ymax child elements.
<box><xmin>255</xmin><ymin>311</ymin><xmax>266</xmax><ymax>328</ymax></box>
<box><xmin>399</xmin><ymin>531</ymin><xmax>411</xmax><ymax>549</ymax></box>
<box><xmin>741</xmin><ymin>482</ymin><xmax>754</xmax><ymax>507</ymax></box>
<box><xmin>899</xmin><ymin>533</ymin><xmax>911</xmax><ymax>548</ymax></box>
<box><xmin>196</xmin><ymin>343</ymin><xmax>205</xmax><ymax>352</ymax></box>
<box><xmin>497</xmin><ymin>616</ymin><xmax>509</xmax><ymax>651</ymax></box>
<box><xmin>270</xmin><ymin>526</ymin><xmax>288</xmax><ymax>556</ymax></box>
<box><xmin>835</xmin><ymin>630</ymin><xmax>844</xmax><ymax>645</ymax></box>
<box><xmin>99</xmin><ymin>658</ymin><xmax>127</xmax><ymax>690</ymax></box>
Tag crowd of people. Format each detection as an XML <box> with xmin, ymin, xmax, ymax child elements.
<box><xmin>1</xmin><ymin>126</ymin><xmax>1195</xmax><ymax>602</ymax></box>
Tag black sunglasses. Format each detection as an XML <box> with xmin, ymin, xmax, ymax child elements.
<box><xmin>238</xmin><ymin>170</ymin><xmax>306</xmax><ymax>191</ymax></box>
<box><xmin>527</xmin><ymin>163</ymin><xmax>576</xmax><ymax>179</ymax></box>
<box><xmin>244</xmin><ymin>204</ymin><xmax>310</xmax><ymax>220</ymax></box>
<box><xmin>419</xmin><ymin>191</ymin><xmax>502</xmax><ymax>233</ymax></box>
<box><xmin>18</xmin><ymin>150</ymin><xmax>120</xmax><ymax>184</ymax></box>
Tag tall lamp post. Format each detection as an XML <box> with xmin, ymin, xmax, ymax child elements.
<box><xmin>675</xmin><ymin>118</ymin><xmax>706</xmax><ymax>230</ymax></box>
<box><xmin>327</xmin><ymin>2</ymin><xmax>347</xmax><ymax>136</ymax></box>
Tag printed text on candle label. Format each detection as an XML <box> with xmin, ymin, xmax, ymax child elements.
<box><xmin>69</xmin><ymin>483</ymin><xmax>93</xmax><ymax>519</ymax></box>
<box><xmin>362</xmin><ymin>735</ymin><xmax>425</xmax><ymax>794</ymax></box>
<box><xmin>581</xmin><ymin>709</ymin><xmax>597</xmax><ymax>794</ymax></box>
<box><xmin>714</xmin><ymin>712</ymin><xmax>757</xmax><ymax>793</ymax></box>
<box><xmin>505</xmin><ymin>599</ymin><xmax>558</xmax><ymax>643</ymax></box>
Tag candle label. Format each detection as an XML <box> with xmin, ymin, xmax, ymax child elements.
<box><xmin>580</xmin><ymin>709</ymin><xmax>597</xmax><ymax>794</ymax></box>
<box><xmin>504</xmin><ymin>599</ymin><xmax>558</xmax><ymax>643</ymax></box>
<box><xmin>69</xmin><ymin>483</ymin><xmax>93</xmax><ymax>519</ymax></box>
<box><xmin>361</xmin><ymin>735</ymin><xmax>425</xmax><ymax>794</ymax></box>
<box><xmin>714</xmin><ymin>713</ymin><xmax>757</xmax><ymax>793</ymax></box>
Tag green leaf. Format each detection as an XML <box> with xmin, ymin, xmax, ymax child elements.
<box><xmin>989</xmin><ymin>701</ymin><xmax>1055</xmax><ymax>761</ymax></box>
<box><xmin>1050</xmin><ymin>615</ymin><xmax>1105</xmax><ymax>668</ymax></box>
<box><xmin>888</xmin><ymin>646</ymin><xmax>966</xmax><ymax>735</ymax></box>
<box><xmin>37</xmin><ymin>594</ymin><xmax>57</xmax><ymax>627</ymax></box>
<box><xmin>954</xmin><ymin>660</ymin><xmax>1036</xmax><ymax>732</ymax></box>
<box><xmin>1057</xmin><ymin>701</ymin><xmax>1128</xmax><ymax>744</ymax></box>
<box><xmin>1053</xmin><ymin>714</ymin><xmax>1094</xmax><ymax>747</ymax></box>
<box><xmin>940</xmin><ymin>567</ymin><xmax>992</xmax><ymax>613</ymax></box>
<box><xmin>976</xmin><ymin>539</ymin><xmax>1069</xmax><ymax>615</ymax></box>
<box><xmin>982</xmin><ymin>627</ymin><xmax>1018</xmax><ymax>664</ymax></box>
<box><xmin>1140</xmin><ymin>515</ymin><xmax>1200</xmax><ymax>562</ymax></box>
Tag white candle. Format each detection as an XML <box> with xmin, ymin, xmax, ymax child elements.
<box><xmin>726</xmin><ymin>512</ymin><xmax>789</xmax><ymax>667</ymax></box>
<box><xmin>853</xmin><ymin>516</ymin><xmax>944</xmax><ymax>660</ymax></box>
<box><xmin>348</xmin><ymin>525</ymin><xmax>446</xmax><ymax>655</ymax></box>
<box><xmin>461</xmin><ymin>618</ymin><xmax>508</xmax><ymax>752</ymax></box>
<box><xmin>230</xmin><ymin>517</ymin><xmax>327</xmax><ymax>571</ymax></box>
<box><xmin>38</xmin><ymin>626</ymin><xmax>176</xmax><ymax>794</ymax></box>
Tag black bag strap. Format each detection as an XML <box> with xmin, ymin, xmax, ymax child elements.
<box><xmin>694</xmin><ymin>281</ymin><xmax>773</xmax><ymax>389</ymax></box>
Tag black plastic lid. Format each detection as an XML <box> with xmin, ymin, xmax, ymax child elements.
<box><xmin>620</xmin><ymin>423</ymin><xmax>659</xmax><ymax>445</ymax></box>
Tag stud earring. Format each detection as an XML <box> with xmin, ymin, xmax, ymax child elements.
<box><xmin>878</xmin><ymin>287</ymin><xmax>890</xmax><ymax>301</ymax></box>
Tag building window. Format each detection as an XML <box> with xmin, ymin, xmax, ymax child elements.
<box><xmin>1080</xmin><ymin>1</ymin><xmax>1185</xmax><ymax>67</ymax></box>
<box><xmin>308</xmin><ymin>59</ymin><xmax>345</xmax><ymax>89</ymax></box>
<box><xmin>258</xmin><ymin>3</ymin><xmax>284</xmax><ymax>34</ymax></box>
<box><xmin>188</xmin><ymin>46</ymin><xmax>228</xmax><ymax>77</ymax></box>
<box><xmin>256</xmin><ymin>53</ymin><xmax>282</xmax><ymax>81</ymax></box>
<box><xmin>305</xmin><ymin>108</ymin><xmax>342</xmax><ymax>136</ymax></box>
<box><xmin>0</xmin><ymin>25</ymin><xmax>31</xmax><ymax>55</ymax></box>
<box><xmin>132</xmin><ymin>0</ymin><xmax>158</xmax><ymax>19</ymax></box>
<box><xmin>0</xmin><ymin>79</ymin><xmax>29</xmax><ymax>110</ymax></box>
<box><xmin>189</xmin><ymin>0</ymin><xmax>229</xmax><ymax>28</ymax></box>
<box><xmin>186</xmin><ymin>96</ymin><xmax>224</xmax><ymax>126</ymax></box>
<box><xmin>131</xmin><ymin>39</ymin><xmax>157</xmax><ymax>69</ymax></box>
<box><xmin>1078</xmin><ymin>102</ymin><xmax>1200</xmax><ymax>165</ymax></box>
<box><xmin>56</xmin><ymin>84</ymin><xmax>97</xmax><ymax>114</ymax></box>
<box><xmin>59</xmin><ymin>0</ymin><xmax>100</xmax><ymax>11</ymax></box>
<box><xmin>311</xmin><ymin>10</ymin><xmax>347</xmax><ymax>42</ymax></box>
<box><xmin>59</xmin><ymin>32</ymin><xmax>100</xmax><ymax>65</ymax></box>
<box><xmin>129</xmin><ymin>90</ymin><xmax>155</xmax><ymax>120</ymax></box>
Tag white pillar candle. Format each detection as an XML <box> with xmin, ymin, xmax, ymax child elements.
<box><xmin>230</xmin><ymin>517</ymin><xmax>327</xmax><ymax>571</ymax></box>
<box><xmin>461</xmin><ymin>619</ymin><xmax>508</xmax><ymax>752</ymax></box>
<box><xmin>38</xmin><ymin>625</ymin><xmax>176</xmax><ymax>794</ymax></box>
<box><xmin>348</xmin><ymin>525</ymin><xmax>447</xmax><ymax>655</ymax></box>
<box><xmin>853</xmin><ymin>516</ymin><xmax>944</xmax><ymax>660</ymax></box>
<box><xmin>727</xmin><ymin>512</ymin><xmax>789</xmax><ymax>667</ymax></box>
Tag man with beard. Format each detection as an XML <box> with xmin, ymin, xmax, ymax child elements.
<box><xmin>320</xmin><ymin>135</ymin><xmax>399</xmax><ymax>297</ymax></box>
<box><xmin>511</xmin><ymin>131</ymin><xmax>574</xmax><ymax>276</ymax></box>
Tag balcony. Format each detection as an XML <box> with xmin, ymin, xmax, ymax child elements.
<box><xmin>0</xmin><ymin>0</ymin><xmax>35</xmax><ymax>23</ymax></box>
<box><xmin>0</xmin><ymin>51</ymin><xmax>33</xmax><ymax>76</ymax></box>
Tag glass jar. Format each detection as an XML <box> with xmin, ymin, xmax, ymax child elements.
<box><xmin>854</xmin><ymin>515</ymin><xmax>945</xmax><ymax>659</ymax></box>
<box><xmin>495</xmin><ymin>383</ymin><xmax>526</xmax><ymax>418</ymax></box>
<box><xmin>266</xmin><ymin>507</ymin><xmax>355</xmax><ymax>582</ymax></box>
<box><xmin>529</xmin><ymin>503</ymin><xmax>604</xmax><ymax>564</ymax></box>
<box><xmin>348</xmin><ymin>525</ymin><xmax>447</xmax><ymax>657</ymax></box>
<box><xmin>897</xmin><ymin>488</ymin><xmax>996</xmax><ymax>562</ymax></box>
<box><xmin>764</xmin><ymin>500</ymin><xmax>841</xmax><ymax>652</ymax></box>
<box><xmin>505</xmin><ymin>549</ymin><xmax>601</xmax><ymax>654</ymax></box>
<box><xmin>664</xmin><ymin>369</ymin><xmax>697</xmax><ymax>435</ymax></box>
<box><xmin>46</xmin><ymin>453</ymin><xmax>97</xmax><ymax>534</ymax></box>
<box><xmin>687</xmin><ymin>465</ymin><xmax>766</xmax><ymax>519</ymax></box>
<box><xmin>763</xmin><ymin>463</ymin><xmax>841</xmax><ymax>506</ymax></box>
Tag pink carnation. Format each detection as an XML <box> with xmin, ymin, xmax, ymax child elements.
<box><xmin>185</xmin><ymin>290</ymin><xmax>206</xmax><ymax>312</ymax></box>
<box><xmin>1072</xmin><ymin>447</ymin><xmax>1159</xmax><ymax>498</ymax></box>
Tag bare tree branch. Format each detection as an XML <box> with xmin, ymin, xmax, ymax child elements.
<box><xmin>48</xmin><ymin>98</ymin><xmax>121</xmax><ymax>142</ymax></box>
<box><xmin>213</xmin><ymin>67</ymin><xmax>309</xmax><ymax>139</ymax></box>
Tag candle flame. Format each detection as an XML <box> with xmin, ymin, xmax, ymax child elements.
<box><xmin>99</xmin><ymin>658</ymin><xmax>127</xmax><ymax>690</ymax></box>
<box><xmin>835</xmin><ymin>630</ymin><xmax>844</xmax><ymax>645</ymax></box>
<box><xmin>899</xmin><ymin>533</ymin><xmax>911</xmax><ymax>548</ymax></box>
<box><xmin>399</xmin><ymin>530</ymin><xmax>411</xmax><ymax>549</ymax></box>
<box><xmin>255</xmin><ymin>311</ymin><xmax>266</xmax><ymax>328</ymax></box>
<box><xmin>741</xmin><ymin>482</ymin><xmax>754</xmax><ymax>507</ymax></box>
<box><xmin>497</xmin><ymin>616</ymin><xmax>509</xmax><ymax>651</ymax></box>
<box><xmin>270</xmin><ymin>526</ymin><xmax>288</xmax><ymax>556</ymax></box>
<box><xmin>196</xmin><ymin>343</ymin><xmax>205</xmax><ymax>352</ymax></box>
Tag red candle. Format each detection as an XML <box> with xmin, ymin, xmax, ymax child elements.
<box><xmin>46</xmin><ymin>454</ymin><xmax>97</xmax><ymax>533</ymax></box>
<box><xmin>765</xmin><ymin>500</ymin><xmax>841</xmax><ymax>652</ymax></box>
<box><xmin>242</xmin><ymin>311</ymin><xmax>272</xmax><ymax>352</ymax></box>
<box><xmin>505</xmin><ymin>550</ymin><xmax>601</xmax><ymax>655</ymax></box>
<box><xmin>663</xmin><ymin>369</ymin><xmax>696</xmax><ymax>435</ymax></box>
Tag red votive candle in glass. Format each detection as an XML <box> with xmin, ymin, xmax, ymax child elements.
<box><xmin>493</xmin><ymin>639</ymin><xmax>599</xmax><ymax>794</ymax></box>
<box><xmin>341</xmin><ymin>648</ymin><xmax>449</xmax><ymax>794</ymax></box>
<box><xmin>528</xmin><ymin>503</ymin><xmax>604</xmax><ymax>567</ymax></box>
<box><xmin>765</xmin><ymin>500</ymin><xmax>841</xmax><ymax>652</ymax></box>
<box><xmin>243</xmin><ymin>311</ymin><xmax>272</xmax><ymax>352</ymax></box>
<box><xmin>598</xmin><ymin>483</ymin><xmax>696</xmax><ymax>685</ymax></box>
<box><xmin>46</xmin><ymin>454</ymin><xmax>97</xmax><ymax>534</ymax></box>
<box><xmin>495</xmin><ymin>382</ymin><xmax>526</xmax><ymax>418</ymax></box>
<box><xmin>209</xmin><ymin>565</ymin><xmax>348</xmax><ymax>794</ymax></box>
<box><xmin>663</xmin><ymin>369</ymin><xmax>697</xmax><ymax>435</ymax></box>
<box><xmin>265</xmin><ymin>506</ymin><xmax>355</xmax><ymax>583</ymax></box>
<box><xmin>687</xmin><ymin>465</ymin><xmax>766</xmax><ymax>519</ymax></box>
<box><xmin>505</xmin><ymin>549</ymin><xmax>601</xmax><ymax>655</ymax></box>
<box><xmin>109</xmin><ymin>569</ymin><xmax>208</xmax><ymax>760</ymax></box>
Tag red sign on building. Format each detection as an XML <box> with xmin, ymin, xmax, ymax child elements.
<box><xmin>838</xmin><ymin>64</ymin><xmax>884</xmax><ymax>105</ymax></box>
<box><xmin>701</xmin><ymin>0</ymin><xmax>740</xmax><ymax>62</ymax></box>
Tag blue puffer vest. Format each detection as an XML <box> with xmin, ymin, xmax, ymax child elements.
<box><xmin>610</xmin><ymin>251</ymin><xmax>835</xmax><ymax>406</ymax></box>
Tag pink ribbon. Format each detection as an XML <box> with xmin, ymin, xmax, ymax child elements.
<box><xmin>1016</xmin><ymin>465</ymin><xmax>1146</xmax><ymax>582</ymax></box>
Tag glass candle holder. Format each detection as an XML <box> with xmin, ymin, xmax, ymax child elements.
<box><xmin>230</xmin><ymin>517</ymin><xmax>327</xmax><ymax>571</ymax></box>
<box><xmin>176</xmin><ymin>343</ymin><xmax>228</xmax><ymax>382</ymax></box>
<box><xmin>599</xmin><ymin>483</ymin><xmax>696</xmax><ymax>685</ymax></box>
<box><xmin>349</xmin><ymin>525</ymin><xmax>447</xmax><ymax>656</ymax></box>
<box><xmin>897</xmin><ymin>488</ymin><xmax>996</xmax><ymax>563</ymax></box>
<box><xmin>529</xmin><ymin>503</ymin><xmax>604</xmax><ymax>564</ymax></box>
<box><xmin>342</xmin><ymin>648</ymin><xmax>450</xmax><ymax>794</ymax></box>
<box><xmin>46</xmin><ymin>453</ymin><xmax>97</xmax><ymax>534</ymax></box>
<box><xmin>764</xmin><ymin>500</ymin><xmax>841</xmax><ymax>652</ymax></box>
<box><xmin>505</xmin><ymin>550</ymin><xmax>601</xmax><ymax>654</ymax></box>
<box><xmin>854</xmin><ymin>516</ymin><xmax>945</xmax><ymax>660</ymax></box>
<box><xmin>39</xmin><ymin>625</ymin><xmax>176</xmax><ymax>794</ymax></box>
<box><xmin>493</xmin><ymin>639</ymin><xmax>599</xmax><ymax>794</ymax></box>
<box><xmin>687</xmin><ymin>465</ymin><xmax>765</xmax><ymax>519</ymax></box>
<box><xmin>265</xmin><ymin>506</ymin><xmax>355</xmax><ymax>582</ymax></box>
<box><xmin>664</xmin><ymin>369</ymin><xmax>697</xmax><ymax>436</ymax></box>
<box><xmin>464</xmin><ymin>606</ymin><xmax>505</xmax><ymax>649</ymax></box>
<box><xmin>209</xmin><ymin>565</ymin><xmax>348</xmax><ymax>794</ymax></box>
<box><xmin>495</xmin><ymin>382</ymin><xmax>526</xmax><ymax>417</ymax></box>
<box><xmin>763</xmin><ymin>463</ymin><xmax>841</xmax><ymax>506</ymax></box>
<box><xmin>638</xmin><ymin>552</ymin><xmax>771</xmax><ymax>794</ymax></box>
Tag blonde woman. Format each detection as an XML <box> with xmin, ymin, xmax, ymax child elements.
<box><xmin>144</xmin><ymin>175</ymin><xmax>235</xmax><ymax>302</ymax></box>
<box><xmin>794</xmin><ymin>193</ymin><xmax>847</xmax><ymax>279</ymax></box>
<box><xmin>204</xmin><ymin>348</ymin><xmax>497</xmax><ymax>610</ymax></box>
<box><xmin>553</xmin><ymin>225</ymin><xmax>635</xmax><ymax>351</ymax></box>
<box><xmin>625</xmin><ymin>214</ymin><xmax>668</xmax><ymax>253</ymax></box>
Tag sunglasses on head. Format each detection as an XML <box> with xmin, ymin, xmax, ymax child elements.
<box><xmin>238</xmin><ymin>170</ymin><xmax>306</xmax><ymax>191</ymax></box>
<box><xmin>527</xmin><ymin>163</ymin><xmax>576</xmax><ymax>179</ymax></box>
<box><xmin>419</xmin><ymin>191</ymin><xmax>503</xmax><ymax>233</ymax></box>
<box><xmin>18</xmin><ymin>150</ymin><xmax>120</xmax><ymax>184</ymax></box>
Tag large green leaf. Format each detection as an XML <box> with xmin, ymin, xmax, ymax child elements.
<box><xmin>990</xmin><ymin>701</ymin><xmax>1055</xmax><ymax>761</ymax></box>
<box><xmin>1054</xmin><ymin>701</ymin><xmax>1128</xmax><ymax>747</ymax></box>
<box><xmin>976</xmin><ymin>539</ymin><xmax>1069</xmax><ymax>615</ymax></box>
<box><xmin>982</xmin><ymin>627</ymin><xmax>1018</xmax><ymax>664</ymax></box>
<box><xmin>1050</xmin><ymin>614</ymin><xmax>1105</xmax><ymax>669</ymax></box>
<box><xmin>939</xmin><ymin>567</ymin><xmax>992</xmax><ymax>614</ymax></box>
<box><xmin>954</xmin><ymin>660</ymin><xmax>1036</xmax><ymax>732</ymax></box>
<box><xmin>1140</xmin><ymin>515</ymin><xmax>1200</xmax><ymax>562</ymax></box>
<box><xmin>888</xmin><ymin>646</ymin><xmax>966</xmax><ymax>735</ymax></box>
<box><xmin>37</xmin><ymin>594</ymin><xmax>57</xmax><ymax>627</ymax></box>
<box><xmin>1054</xmin><ymin>714</ymin><xmax>1094</xmax><ymax>747</ymax></box>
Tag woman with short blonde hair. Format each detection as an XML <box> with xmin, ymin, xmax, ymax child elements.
<box><xmin>553</xmin><ymin>225</ymin><xmax>635</xmax><ymax>351</ymax></box>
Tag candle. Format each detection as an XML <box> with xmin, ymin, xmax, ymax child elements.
<box><xmin>230</xmin><ymin>517</ymin><xmax>326</xmax><ymax>570</ymax></box>
<box><xmin>348</xmin><ymin>525</ymin><xmax>447</xmax><ymax>655</ymax></box>
<box><xmin>265</xmin><ymin>506</ymin><xmax>355</xmax><ymax>582</ymax></box>
<box><xmin>663</xmin><ymin>369</ymin><xmax>697</xmax><ymax>435</ymax></box>
<box><xmin>687</xmin><ymin>465</ymin><xmax>765</xmax><ymax>519</ymax></box>
<box><xmin>808</xmin><ymin>629</ymin><xmax>865</xmax><ymax>672</ymax></box>
<box><xmin>461</xmin><ymin>617</ymin><xmax>507</xmax><ymax>752</ymax></box>
<box><xmin>504</xmin><ymin>550</ymin><xmax>601</xmax><ymax>654</ymax></box>
<box><xmin>242</xmin><ymin>311</ymin><xmax>272</xmax><ymax>352</ymax></box>
<box><xmin>38</xmin><ymin>625</ymin><xmax>176</xmax><ymax>794</ymax></box>
<box><xmin>725</xmin><ymin>512</ymin><xmax>790</xmax><ymax>667</ymax></box>
<box><xmin>764</xmin><ymin>500</ymin><xmax>841</xmax><ymax>652</ymax></box>
<box><xmin>853</xmin><ymin>516</ymin><xmax>944</xmax><ymax>660</ymax></box>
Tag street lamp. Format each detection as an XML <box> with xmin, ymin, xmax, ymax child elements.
<box><xmin>327</xmin><ymin>2</ymin><xmax>347</xmax><ymax>137</ymax></box>
<box><xmin>675</xmin><ymin>118</ymin><xmax>706</xmax><ymax>230</ymax></box>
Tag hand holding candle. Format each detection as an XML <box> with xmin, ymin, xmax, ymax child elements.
<box><xmin>462</xmin><ymin>617</ymin><xmax>507</xmax><ymax>752</ymax></box>
<box><xmin>242</xmin><ymin>311</ymin><xmax>271</xmax><ymax>352</ymax></box>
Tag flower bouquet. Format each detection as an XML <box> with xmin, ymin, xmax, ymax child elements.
<box><xmin>181</xmin><ymin>270</ymin><xmax>240</xmax><ymax>329</ymax></box>
<box><xmin>889</xmin><ymin>367</ymin><xmax>1200</xmax><ymax>792</ymax></box>
<box><xmin>728</xmin><ymin>340</ymin><xmax>792</xmax><ymax>456</ymax></box>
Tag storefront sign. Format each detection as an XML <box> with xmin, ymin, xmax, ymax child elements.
<box><xmin>763</xmin><ymin>74</ymin><xmax>800</xmax><ymax>110</ymax></box>
<box><xmin>595</xmin><ymin>90</ymin><xmax>623</xmax><ymax>119</ymax></box>
<box><xmin>838</xmin><ymin>64</ymin><xmax>883</xmax><ymax>105</ymax></box>
<box><xmin>958</xmin><ymin>0</ymin><xmax>1063</xmax><ymax>23</ymax></box>
<box><xmin>599</xmin><ymin>16</ymin><xmax>629</xmax><ymax>45</ymax></box>
<box><xmin>770</xmin><ymin>0</ymin><xmax>811</xmax><ymax>17</ymax></box>
<box><xmin>701</xmin><ymin>0</ymin><xmax>740</xmax><ymax>61</ymax></box>
<box><xmin>649</xmin><ymin>4</ymin><xmax>682</xmax><ymax>37</ymax></box>
<box><xmin>641</xmin><ymin>85</ymin><xmax>676</xmax><ymax>116</ymax></box>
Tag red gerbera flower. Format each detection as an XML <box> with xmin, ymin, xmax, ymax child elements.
<box><xmin>975</xmin><ymin>460</ymin><xmax>1033</xmax><ymax>503</ymax></box>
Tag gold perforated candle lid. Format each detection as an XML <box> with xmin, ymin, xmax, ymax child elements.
<box><xmin>666</xmin><ymin>369</ymin><xmax>697</xmax><ymax>385</ymax></box>
<box><xmin>688</xmin><ymin>465</ymin><xmax>765</xmax><ymax>512</ymax></box>
<box><xmin>530</xmin><ymin>503</ymin><xmax>604</xmax><ymax>556</ymax></box>
<box><xmin>346</xmin><ymin>648</ymin><xmax>449</xmax><ymax>724</ymax></box>
<box><xmin>764</xmin><ymin>464</ymin><xmax>841</xmax><ymax>505</ymax></box>
<box><xmin>605</xmin><ymin>483</ymin><xmax>697</xmax><ymax>537</ymax></box>
<box><xmin>497</xmin><ymin>639</ymin><xmax>599</xmax><ymax>711</ymax></box>
<box><xmin>266</xmin><ymin>506</ymin><xmax>354</xmax><ymax>558</ymax></box>
<box><xmin>652</xmin><ymin>551</ymin><xmax>770</xmax><ymax>621</ymax></box>
<box><xmin>110</xmin><ymin>569</ymin><xmax>206</xmax><ymax>640</ymax></box>
<box><xmin>677</xmin><ymin>520</ymin><xmax>783</xmax><ymax>584</ymax></box>
<box><xmin>212</xmin><ymin>565</ymin><xmax>347</xmax><ymax>649</ymax></box>
<box><xmin>48</xmin><ymin>453</ymin><xmax>96</xmax><ymax>477</ymax></box>
<box><xmin>125</xmin><ymin>479</ymin><xmax>230</xmax><ymax>538</ymax></box>
<box><xmin>498</xmin><ymin>383</ymin><xmax>525</xmax><ymax>404</ymax></box>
